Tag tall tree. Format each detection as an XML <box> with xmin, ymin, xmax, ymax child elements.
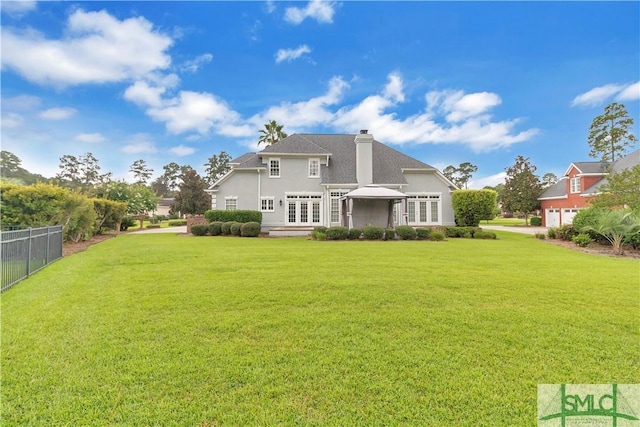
<box><xmin>587</xmin><ymin>102</ymin><xmax>637</xmax><ymax>162</ymax></box>
<box><xmin>442</xmin><ymin>162</ymin><xmax>478</xmax><ymax>189</ymax></box>
<box><xmin>57</xmin><ymin>155</ymin><xmax>81</xmax><ymax>189</ymax></box>
<box><xmin>130</xmin><ymin>159</ymin><xmax>153</xmax><ymax>185</ymax></box>
<box><xmin>1</xmin><ymin>151</ymin><xmax>47</xmax><ymax>185</ymax></box>
<box><xmin>593</xmin><ymin>164</ymin><xmax>640</xmax><ymax>212</ymax></box>
<box><xmin>204</xmin><ymin>151</ymin><xmax>232</xmax><ymax>186</ymax></box>
<box><xmin>170</xmin><ymin>169</ymin><xmax>211</xmax><ymax>215</ymax></box>
<box><xmin>162</xmin><ymin>162</ymin><xmax>182</xmax><ymax>193</ymax></box>
<box><xmin>258</xmin><ymin>120</ymin><xmax>287</xmax><ymax>147</ymax></box>
<box><xmin>501</xmin><ymin>155</ymin><xmax>543</xmax><ymax>225</ymax></box>
<box><xmin>541</xmin><ymin>172</ymin><xmax>558</xmax><ymax>189</ymax></box>
<box><xmin>105</xmin><ymin>180</ymin><xmax>159</xmax><ymax>228</ymax></box>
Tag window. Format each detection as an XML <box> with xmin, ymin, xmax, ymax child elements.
<box><xmin>260</xmin><ymin>197</ymin><xmax>274</xmax><ymax>212</ymax></box>
<box><xmin>330</xmin><ymin>191</ymin><xmax>348</xmax><ymax>223</ymax></box>
<box><xmin>225</xmin><ymin>197</ymin><xmax>237</xmax><ymax>211</ymax></box>
<box><xmin>570</xmin><ymin>177</ymin><xmax>581</xmax><ymax>193</ymax></box>
<box><xmin>309</xmin><ymin>159</ymin><xmax>320</xmax><ymax>178</ymax></box>
<box><xmin>269</xmin><ymin>159</ymin><xmax>280</xmax><ymax>178</ymax></box>
<box><xmin>407</xmin><ymin>194</ymin><xmax>441</xmax><ymax>225</ymax></box>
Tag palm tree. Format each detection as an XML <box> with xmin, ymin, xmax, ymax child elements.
<box><xmin>258</xmin><ymin>120</ymin><xmax>287</xmax><ymax>147</ymax></box>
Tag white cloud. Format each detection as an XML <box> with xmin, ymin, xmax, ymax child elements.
<box><xmin>265</xmin><ymin>1</ymin><xmax>276</xmax><ymax>14</ymax></box>
<box><xmin>1</xmin><ymin>0</ymin><xmax>37</xmax><ymax>16</ymax></box>
<box><xmin>124</xmin><ymin>80</ymin><xmax>167</xmax><ymax>108</ymax></box>
<box><xmin>468</xmin><ymin>172</ymin><xmax>507</xmax><ymax>189</ymax></box>
<box><xmin>168</xmin><ymin>144</ymin><xmax>196</xmax><ymax>156</ymax></box>
<box><xmin>1</xmin><ymin>113</ymin><xmax>24</xmax><ymax>129</ymax></box>
<box><xmin>284</xmin><ymin>0</ymin><xmax>337</xmax><ymax>25</ymax></box>
<box><xmin>2</xmin><ymin>95</ymin><xmax>41</xmax><ymax>110</ymax></box>
<box><xmin>74</xmin><ymin>133</ymin><xmax>106</xmax><ymax>143</ymax></box>
<box><xmin>39</xmin><ymin>107</ymin><xmax>77</xmax><ymax>120</ymax></box>
<box><xmin>275</xmin><ymin>45</ymin><xmax>311</xmax><ymax>63</ymax></box>
<box><xmin>332</xmin><ymin>73</ymin><xmax>538</xmax><ymax>152</ymax></box>
<box><xmin>616</xmin><ymin>81</ymin><xmax>640</xmax><ymax>102</ymax></box>
<box><xmin>571</xmin><ymin>84</ymin><xmax>626</xmax><ymax>107</ymax></box>
<box><xmin>179</xmin><ymin>53</ymin><xmax>213</xmax><ymax>73</ymax></box>
<box><xmin>121</xmin><ymin>134</ymin><xmax>157</xmax><ymax>154</ymax></box>
<box><xmin>1</xmin><ymin>9</ymin><xmax>173</xmax><ymax>87</ymax></box>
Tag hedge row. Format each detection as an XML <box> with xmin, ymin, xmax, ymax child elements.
<box><xmin>191</xmin><ymin>221</ymin><xmax>261</xmax><ymax>237</ymax></box>
<box><xmin>204</xmin><ymin>210</ymin><xmax>262</xmax><ymax>224</ymax></box>
<box><xmin>311</xmin><ymin>226</ymin><xmax>494</xmax><ymax>241</ymax></box>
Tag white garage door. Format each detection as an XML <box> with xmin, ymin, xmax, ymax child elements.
<box><xmin>546</xmin><ymin>209</ymin><xmax>560</xmax><ymax>227</ymax></box>
<box><xmin>562</xmin><ymin>208</ymin><xmax>580</xmax><ymax>225</ymax></box>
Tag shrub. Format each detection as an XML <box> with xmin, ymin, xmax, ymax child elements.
<box><xmin>416</xmin><ymin>228</ymin><xmax>432</xmax><ymax>240</ymax></box>
<box><xmin>325</xmin><ymin>226</ymin><xmax>349</xmax><ymax>240</ymax></box>
<box><xmin>534</xmin><ymin>233</ymin><xmax>546</xmax><ymax>240</ymax></box>
<box><xmin>572</xmin><ymin>207</ymin><xmax>610</xmax><ymax>244</ymax></box>
<box><xmin>168</xmin><ymin>219</ymin><xmax>187</xmax><ymax>226</ymax></box>
<box><xmin>572</xmin><ymin>233</ymin><xmax>593</xmax><ymax>247</ymax></box>
<box><xmin>191</xmin><ymin>224</ymin><xmax>208</xmax><ymax>236</ymax></box>
<box><xmin>446</xmin><ymin>227</ymin><xmax>480</xmax><ymax>238</ymax></box>
<box><xmin>530</xmin><ymin>216</ymin><xmax>542</xmax><ymax>226</ymax></box>
<box><xmin>475</xmin><ymin>231</ymin><xmax>497</xmax><ymax>240</ymax></box>
<box><xmin>146</xmin><ymin>224</ymin><xmax>161</xmax><ymax>229</ymax></box>
<box><xmin>221</xmin><ymin>221</ymin><xmax>234</xmax><ymax>235</ymax></box>
<box><xmin>547</xmin><ymin>228</ymin><xmax>557</xmax><ymax>239</ymax></box>
<box><xmin>168</xmin><ymin>214</ymin><xmax>180</xmax><ymax>220</ymax></box>
<box><xmin>384</xmin><ymin>229</ymin><xmax>396</xmax><ymax>240</ymax></box>
<box><xmin>311</xmin><ymin>226</ymin><xmax>328</xmax><ymax>240</ymax></box>
<box><xmin>396</xmin><ymin>225</ymin><xmax>417</xmax><ymax>240</ymax></box>
<box><xmin>205</xmin><ymin>210</ymin><xmax>262</xmax><ymax>224</ymax></box>
<box><xmin>316</xmin><ymin>232</ymin><xmax>326</xmax><ymax>241</ymax></box>
<box><xmin>208</xmin><ymin>221</ymin><xmax>223</xmax><ymax>236</ymax></box>
<box><xmin>363</xmin><ymin>226</ymin><xmax>384</xmax><ymax>240</ymax></box>
<box><xmin>430</xmin><ymin>231</ymin><xmax>445</xmax><ymax>241</ymax></box>
<box><xmin>230</xmin><ymin>222</ymin><xmax>243</xmax><ymax>236</ymax></box>
<box><xmin>624</xmin><ymin>232</ymin><xmax>640</xmax><ymax>250</ymax></box>
<box><xmin>452</xmin><ymin>190</ymin><xmax>498</xmax><ymax>227</ymax></box>
<box><xmin>556</xmin><ymin>224</ymin><xmax>576</xmax><ymax>241</ymax></box>
<box><xmin>120</xmin><ymin>216</ymin><xmax>136</xmax><ymax>231</ymax></box>
<box><xmin>347</xmin><ymin>228</ymin><xmax>362</xmax><ymax>240</ymax></box>
<box><xmin>240</xmin><ymin>222</ymin><xmax>261</xmax><ymax>237</ymax></box>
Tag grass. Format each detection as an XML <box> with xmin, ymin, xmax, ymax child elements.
<box><xmin>483</xmin><ymin>217</ymin><xmax>528</xmax><ymax>226</ymax></box>
<box><xmin>2</xmin><ymin>233</ymin><xmax>638</xmax><ymax>425</ymax></box>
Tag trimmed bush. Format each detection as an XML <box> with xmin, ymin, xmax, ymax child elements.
<box><xmin>547</xmin><ymin>228</ymin><xmax>557</xmax><ymax>239</ymax></box>
<box><xmin>430</xmin><ymin>231</ymin><xmax>445</xmax><ymax>241</ymax></box>
<box><xmin>416</xmin><ymin>227</ymin><xmax>432</xmax><ymax>240</ymax></box>
<box><xmin>146</xmin><ymin>224</ymin><xmax>161</xmax><ymax>229</ymax></box>
<box><xmin>221</xmin><ymin>221</ymin><xmax>234</xmax><ymax>235</ymax></box>
<box><xmin>530</xmin><ymin>216</ymin><xmax>542</xmax><ymax>226</ymax></box>
<box><xmin>474</xmin><ymin>231</ymin><xmax>497</xmax><ymax>240</ymax></box>
<box><xmin>168</xmin><ymin>219</ymin><xmax>187</xmax><ymax>226</ymax></box>
<box><xmin>325</xmin><ymin>226</ymin><xmax>349</xmax><ymax>240</ymax></box>
<box><xmin>191</xmin><ymin>224</ymin><xmax>208</xmax><ymax>236</ymax></box>
<box><xmin>240</xmin><ymin>222</ymin><xmax>261</xmax><ymax>237</ymax></box>
<box><xmin>311</xmin><ymin>226</ymin><xmax>328</xmax><ymax>240</ymax></box>
<box><xmin>572</xmin><ymin>233</ymin><xmax>593</xmax><ymax>248</ymax></box>
<box><xmin>452</xmin><ymin>189</ymin><xmax>497</xmax><ymax>227</ymax></box>
<box><xmin>205</xmin><ymin>210</ymin><xmax>262</xmax><ymax>224</ymax></box>
<box><xmin>316</xmin><ymin>232</ymin><xmax>326</xmax><ymax>241</ymax></box>
<box><xmin>446</xmin><ymin>227</ymin><xmax>481</xmax><ymax>238</ymax></box>
<box><xmin>121</xmin><ymin>216</ymin><xmax>136</xmax><ymax>231</ymax></box>
<box><xmin>396</xmin><ymin>225</ymin><xmax>417</xmax><ymax>240</ymax></box>
<box><xmin>363</xmin><ymin>226</ymin><xmax>384</xmax><ymax>240</ymax></box>
<box><xmin>384</xmin><ymin>229</ymin><xmax>396</xmax><ymax>240</ymax></box>
<box><xmin>534</xmin><ymin>233</ymin><xmax>546</xmax><ymax>240</ymax></box>
<box><xmin>347</xmin><ymin>228</ymin><xmax>362</xmax><ymax>240</ymax></box>
<box><xmin>230</xmin><ymin>222</ymin><xmax>243</xmax><ymax>236</ymax></box>
<box><xmin>208</xmin><ymin>221</ymin><xmax>223</xmax><ymax>236</ymax></box>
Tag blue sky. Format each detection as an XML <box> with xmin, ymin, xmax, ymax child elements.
<box><xmin>1</xmin><ymin>1</ymin><xmax>639</xmax><ymax>187</ymax></box>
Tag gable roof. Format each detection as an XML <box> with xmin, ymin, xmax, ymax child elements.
<box><xmin>538</xmin><ymin>177</ymin><xmax>568</xmax><ymax>200</ymax></box>
<box><xmin>583</xmin><ymin>149</ymin><xmax>640</xmax><ymax>195</ymax></box>
<box><xmin>564</xmin><ymin>161</ymin><xmax>610</xmax><ymax>176</ymax></box>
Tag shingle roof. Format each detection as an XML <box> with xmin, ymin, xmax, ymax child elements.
<box><xmin>226</xmin><ymin>133</ymin><xmax>437</xmax><ymax>186</ymax></box>
<box><xmin>569</xmin><ymin>162</ymin><xmax>610</xmax><ymax>175</ymax></box>
<box><xmin>539</xmin><ymin>178</ymin><xmax>568</xmax><ymax>199</ymax></box>
<box><xmin>583</xmin><ymin>149</ymin><xmax>640</xmax><ymax>195</ymax></box>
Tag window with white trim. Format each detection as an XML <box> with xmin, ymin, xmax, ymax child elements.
<box><xmin>570</xmin><ymin>177</ymin><xmax>581</xmax><ymax>193</ymax></box>
<box><xmin>309</xmin><ymin>159</ymin><xmax>320</xmax><ymax>178</ymax></box>
<box><xmin>407</xmin><ymin>195</ymin><xmax>441</xmax><ymax>225</ymax></box>
<box><xmin>330</xmin><ymin>190</ymin><xmax>348</xmax><ymax>223</ymax></box>
<box><xmin>269</xmin><ymin>159</ymin><xmax>280</xmax><ymax>178</ymax></box>
<box><xmin>260</xmin><ymin>197</ymin><xmax>275</xmax><ymax>212</ymax></box>
<box><xmin>225</xmin><ymin>196</ymin><xmax>238</xmax><ymax>211</ymax></box>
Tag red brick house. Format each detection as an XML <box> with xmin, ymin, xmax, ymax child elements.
<box><xmin>538</xmin><ymin>149</ymin><xmax>639</xmax><ymax>227</ymax></box>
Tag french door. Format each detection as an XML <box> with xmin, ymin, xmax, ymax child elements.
<box><xmin>286</xmin><ymin>195</ymin><xmax>322</xmax><ymax>226</ymax></box>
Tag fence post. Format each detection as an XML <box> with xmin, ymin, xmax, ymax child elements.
<box><xmin>27</xmin><ymin>228</ymin><xmax>32</xmax><ymax>277</ymax></box>
<box><xmin>46</xmin><ymin>226</ymin><xmax>51</xmax><ymax>264</ymax></box>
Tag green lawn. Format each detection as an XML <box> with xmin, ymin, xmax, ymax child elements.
<box><xmin>2</xmin><ymin>233</ymin><xmax>638</xmax><ymax>426</ymax></box>
<box><xmin>483</xmin><ymin>217</ymin><xmax>528</xmax><ymax>226</ymax></box>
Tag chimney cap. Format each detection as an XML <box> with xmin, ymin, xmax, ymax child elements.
<box><xmin>359</xmin><ymin>129</ymin><xmax>368</xmax><ymax>134</ymax></box>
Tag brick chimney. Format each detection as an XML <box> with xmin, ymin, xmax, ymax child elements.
<box><xmin>355</xmin><ymin>130</ymin><xmax>373</xmax><ymax>186</ymax></box>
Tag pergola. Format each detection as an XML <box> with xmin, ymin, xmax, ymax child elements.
<box><xmin>341</xmin><ymin>184</ymin><xmax>408</xmax><ymax>229</ymax></box>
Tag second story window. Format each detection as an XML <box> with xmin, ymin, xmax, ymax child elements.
<box><xmin>269</xmin><ymin>159</ymin><xmax>280</xmax><ymax>178</ymax></box>
<box><xmin>309</xmin><ymin>159</ymin><xmax>320</xmax><ymax>178</ymax></box>
<box><xmin>570</xmin><ymin>177</ymin><xmax>581</xmax><ymax>193</ymax></box>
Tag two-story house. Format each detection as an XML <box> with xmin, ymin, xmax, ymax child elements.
<box><xmin>206</xmin><ymin>131</ymin><xmax>457</xmax><ymax>233</ymax></box>
<box><xmin>538</xmin><ymin>149</ymin><xmax>639</xmax><ymax>227</ymax></box>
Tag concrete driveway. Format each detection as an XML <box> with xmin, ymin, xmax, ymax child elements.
<box><xmin>482</xmin><ymin>225</ymin><xmax>547</xmax><ymax>235</ymax></box>
<box><xmin>129</xmin><ymin>226</ymin><xmax>187</xmax><ymax>234</ymax></box>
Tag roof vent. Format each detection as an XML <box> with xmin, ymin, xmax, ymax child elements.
<box><xmin>360</xmin><ymin>129</ymin><xmax>368</xmax><ymax>134</ymax></box>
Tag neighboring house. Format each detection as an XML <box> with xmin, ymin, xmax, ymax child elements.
<box><xmin>206</xmin><ymin>131</ymin><xmax>457</xmax><ymax>232</ymax></box>
<box><xmin>538</xmin><ymin>149</ymin><xmax>640</xmax><ymax>227</ymax></box>
<box><xmin>155</xmin><ymin>198</ymin><xmax>175</xmax><ymax>216</ymax></box>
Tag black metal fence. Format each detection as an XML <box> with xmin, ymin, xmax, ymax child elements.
<box><xmin>1</xmin><ymin>226</ymin><xmax>63</xmax><ymax>292</ymax></box>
